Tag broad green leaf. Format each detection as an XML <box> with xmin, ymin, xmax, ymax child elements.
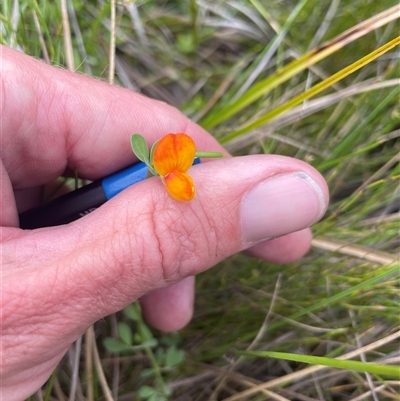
<box><xmin>166</xmin><ymin>345</ymin><xmax>185</xmax><ymax>367</ymax></box>
<box><xmin>139</xmin><ymin>323</ymin><xmax>154</xmax><ymax>342</ymax></box>
<box><xmin>141</xmin><ymin>338</ymin><xmax>158</xmax><ymax>348</ymax></box>
<box><xmin>118</xmin><ymin>322</ymin><xmax>132</xmax><ymax>345</ymax></box>
<box><xmin>103</xmin><ymin>337</ymin><xmax>158</xmax><ymax>354</ymax></box>
<box><xmin>138</xmin><ymin>385</ymin><xmax>156</xmax><ymax>398</ymax></box>
<box><xmin>149</xmin><ymin>393</ymin><xmax>164</xmax><ymax>401</ymax></box>
<box><xmin>131</xmin><ymin>133</ymin><xmax>150</xmax><ymax>163</ymax></box>
<box><xmin>124</xmin><ymin>303</ymin><xmax>140</xmax><ymax>321</ymax></box>
<box><xmin>103</xmin><ymin>337</ymin><xmax>132</xmax><ymax>353</ymax></box>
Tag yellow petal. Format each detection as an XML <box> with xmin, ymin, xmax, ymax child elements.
<box><xmin>153</xmin><ymin>133</ymin><xmax>196</xmax><ymax>176</ymax></box>
<box><xmin>164</xmin><ymin>171</ymin><xmax>196</xmax><ymax>201</ymax></box>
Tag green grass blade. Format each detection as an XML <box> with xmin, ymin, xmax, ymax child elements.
<box><xmin>220</xmin><ymin>37</ymin><xmax>400</xmax><ymax>144</ymax></box>
<box><xmin>266</xmin><ymin>264</ymin><xmax>399</xmax><ymax>334</ymax></box>
<box><xmin>200</xmin><ymin>9</ymin><xmax>399</xmax><ymax>131</ymax></box>
<box><xmin>236</xmin><ymin>350</ymin><xmax>400</xmax><ymax>378</ymax></box>
<box><xmin>231</xmin><ymin>0</ymin><xmax>310</xmax><ymax>101</ymax></box>
<box><xmin>328</xmin><ymin>85</ymin><xmax>400</xmax><ymax>159</ymax></box>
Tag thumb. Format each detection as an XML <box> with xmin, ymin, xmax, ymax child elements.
<box><xmin>4</xmin><ymin>155</ymin><xmax>328</xmax><ymax>324</ymax></box>
<box><xmin>2</xmin><ymin>155</ymin><xmax>328</xmax><ymax>397</ymax></box>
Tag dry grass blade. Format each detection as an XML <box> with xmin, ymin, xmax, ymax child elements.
<box><xmin>91</xmin><ymin>326</ymin><xmax>114</xmax><ymax>401</ymax></box>
<box><xmin>8</xmin><ymin>0</ymin><xmax>21</xmax><ymax>49</ymax></box>
<box><xmin>85</xmin><ymin>327</ymin><xmax>94</xmax><ymax>401</ymax></box>
<box><xmin>226</xmin><ymin>79</ymin><xmax>400</xmax><ymax>151</ymax></box>
<box><xmin>222</xmin><ymin>36</ymin><xmax>400</xmax><ymax>142</ymax></box>
<box><xmin>60</xmin><ymin>0</ymin><xmax>74</xmax><ymax>70</ymax></box>
<box><xmin>297</xmin><ymin>4</ymin><xmax>400</xmax><ymax>71</ymax></box>
<box><xmin>32</xmin><ymin>10</ymin><xmax>50</xmax><ymax>63</ymax></box>
<box><xmin>108</xmin><ymin>0</ymin><xmax>116</xmax><ymax>84</ymax></box>
<box><xmin>193</xmin><ymin>57</ymin><xmax>249</xmax><ymax>122</ymax></box>
<box><xmin>67</xmin><ymin>0</ymin><xmax>92</xmax><ymax>74</ymax></box>
<box><xmin>317</xmin><ymin>5</ymin><xmax>400</xmax><ymax>50</ymax></box>
<box><xmin>68</xmin><ymin>336</ymin><xmax>82</xmax><ymax>401</ymax></box>
<box><xmin>344</xmin><ymin>385</ymin><xmax>386</xmax><ymax>401</ymax></box>
<box><xmin>311</xmin><ymin>237</ymin><xmax>398</xmax><ymax>265</ymax></box>
<box><xmin>353</xmin><ymin>152</ymin><xmax>400</xmax><ymax>194</ymax></box>
<box><xmin>361</xmin><ymin>212</ymin><xmax>400</xmax><ymax>226</ymax></box>
<box><xmin>201</xmin><ymin>4</ymin><xmax>400</xmax><ymax>131</ymax></box>
<box><xmin>261</xmin><ymin>389</ymin><xmax>291</xmax><ymax>401</ymax></box>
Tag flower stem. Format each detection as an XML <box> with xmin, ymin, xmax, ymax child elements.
<box><xmin>195</xmin><ymin>151</ymin><xmax>224</xmax><ymax>158</ymax></box>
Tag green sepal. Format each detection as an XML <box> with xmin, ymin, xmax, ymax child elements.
<box><xmin>149</xmin><ymin>139</ymin><xmax>160</xmax><ymax>166</ymax></box>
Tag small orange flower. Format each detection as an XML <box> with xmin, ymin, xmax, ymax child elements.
<box><xmin>153</xmin><ymin>133</ymin><xmax>196</xmax><ymax>201</ymax></box>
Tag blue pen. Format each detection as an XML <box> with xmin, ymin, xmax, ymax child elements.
<box><xmin>19</xmin><ymin>159</ymin><xmax>200</xmax><ymax>229</ymax></box>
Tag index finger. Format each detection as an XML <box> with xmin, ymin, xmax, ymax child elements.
<box><xmin>0</xmin><ymin>45</ymin><xmax>224</xmax><ymax>189</ymax></box>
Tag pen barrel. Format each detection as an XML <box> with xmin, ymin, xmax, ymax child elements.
<box><xmin>18</xmin><ymin>180</ymin><xmax>107</xmax><ymax>229</ymax></box>
<box><xmin>18</xmin><ymin>160</ymin><xmax>199</xmax><ymax>229</ymax></box>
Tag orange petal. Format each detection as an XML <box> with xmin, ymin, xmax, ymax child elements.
<box><xmin>153</xmin><ymin>133</ymin><xmax>196</xmax><ymax>176</ymax></box>
<box><xmin>164</xmin><ymin>171</ymin><xmax>196</xmax><ymax>201</ymax></box>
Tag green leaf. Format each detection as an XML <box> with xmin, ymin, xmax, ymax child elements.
<box><xmin>103</xmin><ymin>337</ymin><xmax>132</xmax><ymax>353</ymax></box>
<box><xmin>131</xmin><ymin>133</ymin><xmax>150</xmax><ymax>163</ymax></box>
<box><xmin>160</xmin><ymin>332</ymin><xmax>181</xmax><ymax>347</ymax></box>
<box><xmin>138</xmin><ymin>385</ymin><xmax>156</xmax><ymax>398</ymax></box>
<box><xmin>142</xmin><ymin>338</ymin><xmax>159</xmax><ymax>348</ymax></box>
<box><xmin>165</xmin><ymin>345</ymin><xmax>185</xmax><ymax>367</ymax></box>
<box><xmin>139</xmin><ymin>323</ymin><xmax>154</xmax><ymax>342</ymax></box>
<box><xmin>176</xmin><ymin>33</ymin><xmax>195</xmax><ymax>53</ymax></box>
<box><xmin>237</xmin><ymin>350</ymin><xmax>400</xmax><ymax>378</ymax></box>
<box><xmin>149</xmin><ymin>393</ymin><xmax>167</xmax><ymax>401</ymax></box>
<box><xmin>103</xmin><ymin>332</ymin><xmax>158</xmax><ymax>354</ymax></box>
<box><xmin>123</xmin><ymin>303</ymin><xmax>140</xmax><ymax>321</ymax></box>
<box><xmin>118</xmin><ymin>322</ymin><xmax>132</xmax><ymax>345</ymax></box>
<box><xmin>131</xmin><ymin>339</ymin><xmax>158</xmax><ymax>350</ymax></box>
<box><xmin>140</xmin><ymin>368</ymin><xmax>155</xmax><ymax>379</ymax></box>
<box><xmin>155</xmin><ymin>347</ymin><xmax>165</xmax><ymax>364</ymax></box>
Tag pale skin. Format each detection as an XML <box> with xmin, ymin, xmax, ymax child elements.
<box><xmin>0</xmin><ymin>45</ymin><xmax>329</xmax><ymax>400</ymax></box>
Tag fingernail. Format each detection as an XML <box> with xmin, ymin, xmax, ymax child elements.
<box><xmin>241</xmin><ymin>172</ymin><xmax>326</xmax><ymax>245</ymax></box>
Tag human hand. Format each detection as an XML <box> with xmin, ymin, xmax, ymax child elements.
<box><xmin>0</xmin><ymin>45</ymin><xmax>329</xmax><ymax>400</ymax></box>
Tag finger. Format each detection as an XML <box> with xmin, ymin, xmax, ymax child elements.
<box><xmin>1</xmin><ymin>45</ymin><xmax>226</xmax><ymax>189</ymax></box>
<box><xmin>0</xmin><ymin>159</ymin><xmax>18</xmax><ymax>227</ymax></box>
<box><xmin>1</xmin><ymin>47</ymin><xmax>319</xmax><ymax>266</ymax></box>
<box><xmin>3</xmin><ymin>155</ymin><xmax>328</xmax><ymax>322</ymax></box>
<box><xmin>247</xmin><ymin>228</ymin><xmax>313</xmax><ymax>264</ymax></box>
<box><xmin>140</xmin><ymin>276</ymin><xmax>195</xmax><ymax>332</ymax></box>
<box><xmin>2</xmin><ymin>155</ymin><xmax>328</xmax><ymax>395</ymax></box>
<box><xmin>140</xmin><ymin>228</ymin><xmax>313</xmax><ymax>332</ymax></box>
<box><xmin>142</xmin><ymin>229</ymin><xmax>313</xmax><ymax>332</ymax></box>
